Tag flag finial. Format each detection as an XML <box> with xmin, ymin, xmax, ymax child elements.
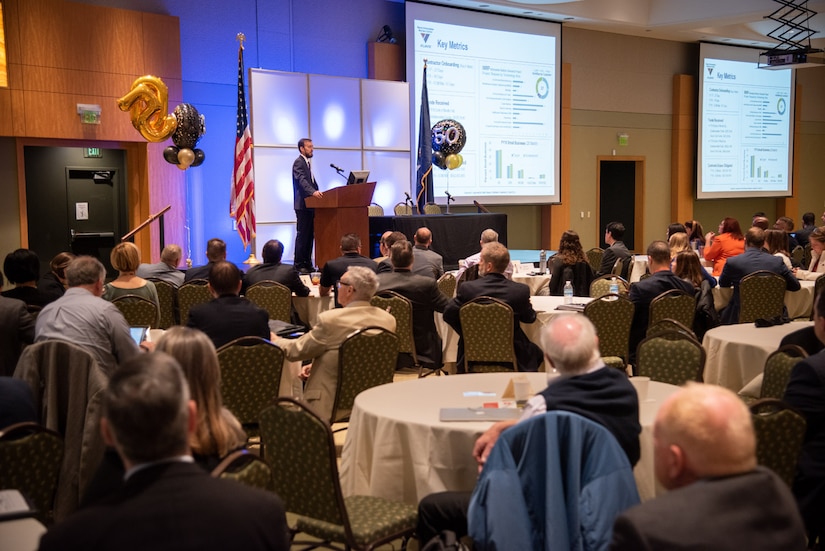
<box><xmin>236</xmin><ymin>33</ymin><xmax>246</xmax><ymax>49</ymax></box>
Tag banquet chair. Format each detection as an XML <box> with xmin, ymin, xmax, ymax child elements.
<box><xmin>738</xmin><ymin>271</ymin><xmax>786</xmax><ymax>324</ymax></box>
<box><xmin>147</xmin><ymin>278</ymin><xmax>179</xmax><ymax>328</ymax></box>
<box><xmin>756</xmin><ymin>345</ymin><xmax>808</xmax><ymax>401</ymax></box>
<box><xmin>589</xmin><ymin>275</ymin><xmax>629</xmax><ymax>298</ymax></box>
<box><xmin>0</xmin><ymin>422</ymin><xmax>63</xmax><ymax>524</ymax></box>
<box><xmin>260</xmin><ymin>398</ymin><xmax>417</xmax><ymax>550</ymax></box>
<box><xmin>370</xmin><ymin>292</ymin><xmax>429</xmax><ymax>376</ymax></box>
<box><xmin>750</xmin><ymin>399</ymin><xmax>806</xmax><ymax>488</ymax></box>
<box><xmin>585</xmin><ymin>247</ymin><xmax>604</xmax><ymax>274</ymax></box>
<box><xmin>459</xmin><ymin>296</ymin><xmax>517</xmax><ymax>373</ymax></box>
<box><xmin>646</xmin><ymin>318</ymin><xmax>696</xmax><ymax>340</ymax></box>
<box><xmin>813</xmin><ymin>274</ymin><xmax>825</xmax><ymax>321</ymax></box>
<box><xmin>584</xmin><ymin>294</ymin><xmax>634</xmax><ymax>370</ymax></box>
<box><xmin>635</xmin><ymin>331</ymin><xmax>705</xmax><ymax>386</ymax></box>
<box><xmin>393</xmin><ymin>202</ymin><xmax>413</xmax><ymax>216</ymax></box>
<box><xmin>245</xmin><ymin>280</ymin><xmax>292</xmax><ymax>323</ymax></box>
<box><xmin>456</xmin><ymin>264</ymin><xmax>480</xmax><ymax>290</ymax></box>
<box><xmin>613</xmin><ymin>255</ymin><xmax>633</xmax><ymax>281</ymax></box>
<box><xmin>648</xmin><ymin>289</ymin><xmax>696</xmax><ymax>330</ymax></box>
<box><xmin>331</xmin><ymin>326</ymin><xmax>399</xmax><ymax>425</ymax></box>
<box><xmin>437</xmin><ymin>272</ymin><xmax>457</xmax><ymax>298</ymax></box>
<box><xmin>803</xmin><ymin>243</ymin><xmax>812</xmax><ymax>270</ymax></box>
<box><xmin>210</xmin><ymin>449</ymin><xmax>273</xmax><ymax>491</ymax></box>
<box><xmin>110</xmin><ymin>294</ymin><xmax>160</xmax><ymax>328</ymax></box>
<box><xmin>177</xmin><ymin>279</ymin><xmax>212</xmax><ymax>324</ymax></box>
<box><xmin>367</xmin><ymin>203</ymin><xmax>384</xmax><ymax>216</ymax></box>
<box><xmin>423</xmin><ymin>202</ymin><xmax>441</xmax><ymax>214</ymax></box>
<box><xmin>791</xmin><ymin>245</ymin><xmax>805</xmax><ymax>267</ymax></box>
<box><xmin>216</xmin><ymin>336</ymin><xmax>285</xmax><ymax>440</ymax></box>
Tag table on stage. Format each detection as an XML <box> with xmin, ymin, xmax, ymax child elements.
<box><xmin>368</xmin><ymin>213</ymin><xmax>507</xmax><ymax>269</ymax></box>
<box><xmin>713</xmin><ymin>279</ymin><xmax>816</xmax><ymax>320</ymax></box>
<box><xmin>338</xmin><ymin>372</ymin><xmax>679</xmax><ymax>505</ymax></box>
<box><xmin>701</xmin><ymin>320</ymin><xmax>814</xmax><ymax>391</ymax></box>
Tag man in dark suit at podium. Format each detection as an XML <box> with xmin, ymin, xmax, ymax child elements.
<box><xmin>292</xmin><ymin>138</ymin><xmax>323</xmax><ymax>273</ymax></box>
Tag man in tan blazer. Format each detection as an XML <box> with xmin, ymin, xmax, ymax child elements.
<box><xmin>274</xmin><ymin>266</ymin><xmax>396</xmax><ymax>421</ymax></box>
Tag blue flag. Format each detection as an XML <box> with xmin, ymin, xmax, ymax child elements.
<box><xmin>415</xmin><ymin>63</ymin><xmax>432</xmax><ymax>214</ymax></box>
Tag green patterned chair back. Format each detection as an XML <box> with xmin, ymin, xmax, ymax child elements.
<box><xmin>216</xmin><ymin>337</ymin><xmax>285</xmax><ymax>439</ymax></box>
<box><xmin>636</xmin><ymin>331</ymin><xmax>705</xmax><ymax>385</ymax></box>
<box><xmin>370</xmin><ymin>292</ymin><xmax>416</xmax><ymax>360</ymax></box>
<box><xmin>739</xmin><ymin>271</ymin><xmax>786</xmax><ymax>324</ymax></box>
<box><xmin>0</xmin><ymin>423</ymin><xmax>63</xmax><ymax>523</ymax></box>
<box><xmin>110</xmin><ymin>294</ymin><xmax>159</xmax><ymax>328</ymax></box>
<box><xmin>394</xmin><ymin>202</ymin><xmax>412</xmax><ymax>216</ymax></box>
<box><xmin>813</xmin><ymin>274</ymin><xmax>825</xmax><ymax>321</ymax></box>
<box><xmin>750</xmin><ymin>399</ymin><xmax>806</xmax><ymax>487</ymax></box>
<box><xmin>459</xmin><ymin>297</ymin><xmax>517</xmax><ymax>373</ymax></box>
<box><xmin>646</xmin><ymin>318</ymin><xmax>696</xmax><ymax>340</ymax></box>
<box><xmin>367</xmin><ymin>202</ymin><xmax>384</xmax><ymax>216</ymax></box>
<box><xmin>761</xmin><ymin>345</ymin><xmax>807</xmax><ymax>400</ymax></box>
<box><xmin>437</xmin><ymin>272</ymin><xmax>457</xmax><ymax>298</ymax></box>
<box><xmin>147</xmin><ymin>278</ymin><xmax>178</xmax><ymax>328</ymax></box>
<box><xmin>246</xmin><ymin>280</ymin><xmax>292</xmax><ymax>323</ymax></box>
<box><xmin>423</xmin><ymin>202</ymin><xmax>442</xmax><ymax>214</ymax></box>
<box><xmin>211</xmin><ymin>449</ymin><xmax>272</xmax><ymax>491</ymax></box>
<box><xmin>803</xmin><ymin>243</ymin><xmax>813</xmax><ymax>270</ymax></box>
<box><xmin>586</xmin><ymin>247</ymin><xmax>604</xmax><ymax>274</ymax></box>
<box><xmin>612</xmin><ymin>255</ymin><xmax>632</xmax><ymax>281</ymax></box>
<box><xmin>332</xmin><ymin>326</ymin><xmax>398</xmax><ymax>425</ymax></box>
<box><xmin>178</xmin><ymin>279</ymin><xmax>212</xmax><ymax>324</ymax></box>
<box><xmin>791</xmin><ymin>245</ymin><xmax>805</xmax><ymax>266</ymax></box>
<box><xmin>584</xmin><ymin>294</ymin><xmax>635</xmax><ymax>368</ymax></box>
<box><xmin>589</xmin><ymin>275</ymin><xmax>629</xmax><ymax>298</ymax></box>
<box><xmin>260</xmin><ymin>398</ymin><xmax>416</xmax><ymax>549</ymax></box>
<box><xmin>649</xmin><ymin>289</ymin><xmax>696</xmax><ymax>329</ymax></box>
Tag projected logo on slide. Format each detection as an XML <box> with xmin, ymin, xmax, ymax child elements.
<box><xmin>777</xmin><ymin>97</ymin><xmax>787</xmax><ymax>116</ymax></box>
<box><xmin>416</xmin><ymin>24</ymin><xmax>434</xmax><ymax>47</ymax></box>
<box><xmin>535</xmin><ymin>77</ymin><xmax>549</xmax><ymax>99</ymax></box>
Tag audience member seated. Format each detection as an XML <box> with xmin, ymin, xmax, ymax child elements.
<box><xmin>764</xmin><ymin>228</ymin><xmax>793</xmax><ymax>270</ymax></box>
<box><xmin>411</xmin><ymin>227</ymin><xmax>444</xmax><ymax>279</ymax></box>
<box><xmin>37</xmin><ymin>252</ymin><xmax>74</xmax><ymax>303</ymax></box>
<box><xmin>752</xmin><ymin>213</ymin><xmax>770</xmax><ymax>230</ymax></box>
<box><xmin>666</xmin><ymin>223</ymin><xmax>687</xmax><ymax>240</ymax></box>
<box><xmin>0</xmin><ymin>270</ymin><xmax>35</xmax><ymax>377</ymax></box>
<box><xmin>703</xmin><ymin>217</ymin><xmax>745</xmax><ymax>276</ymax></box>
<box><xmin>795</xmin><ymin>226</ymin><xmax>825</xmax><ymax>280</ymax></box>
<box><xmin>36</xmin><ymin>256</ymin><xmax>139</xmax><ymax>374</ymax></box>
<box><xmin>39</xmin><ymin>353</ymin><xmax>290</xmax><ymax>551</ymax></box>
<box><xmin>245</xmin><ymin>239</ymin><xmax>310</xmax><ymax>297</ymax></box>
<box><xmin>672</xmin><ymin>250</ymin><xmax>716</xmax><ymax>289</ymax></box>
<box><xmin>373</xmin><ymin>230</ymin><xmax>393</xmax><ymax>263</ymax></box>
<box><xmin>186</xmin><ymin>261</ymin><xmax>270</xmax><ymax>349</ymax></box>
<box><xmin>319</xmin><ymin>233</ymin><xmax>377</xmax><ymax>308</ymax></box>
<box><xmin>718</xmin><ymin>227</ymin><xmax>800</xmax><ymax>325</ymax></box>
<box><xmin>375</xmin><ymin>231</ymin><xmax>408</xmax><ymax>274</ymax></box>
<box><xmin>784</xmin><ymin>290</ymin><xmax>825</xmax><ymax>546</ymax></box>
<box><xmin>273</xmin><ymin>266</ymin><xmax>395</xmax><ymax>421</ymax></box>
<box><xmin>444</xmin><ymin>242</ymin><xmax>543</xmax><ymax>373</ymax></box>
<box><xmin>796</xmin><ymin>212</ymin><xmax>816</xmax><ymax>248</ymax></box>
<box><xmin>547</xmin><ymin>230</ymin><xmax>594</xmax><ymax>297</ymax></box>
<box><xmin>610</xmin><ymin>383</ymin><xmax>806</xmax><ymax>550</ymax></box>
<box><xmin>1</xmin><ymin>248</ymin><xmax>47</xmax><ymax>307</ymax></box>
<box><xmin>684</xmin><ymin>219</ymin><xmax>706</xmax><ymax>248</ymax></box>
<box><xmin>377</xmin><ymin>240</ymin><xmax>449</xmax><ymax>369</ymax></box>
<box><xmin>417</xmin><ymin>315</ymin><xmax>640</xmax><ymax>544</ymax></box>
<box><xmin>136</xmin><ymin>244</ymin><xmax>184</xmax><ymax>287</ymax></box>
<box><xmin>103</xmin><ymin>242</ymin><xmax>159</xmax><ymax>309</ymax></box>
<box><xmin>0</xmin><ymin>377</ymin><xmax>37</xmax><ymax>429</ymax></box>
<box><xmin>185</xmin><ymin>237</ymin><xmax>239</xmax><ymax>283</ymax></box>
<box><xmin>668</xmin><ymin>232</ymin><xmax>691</xmax><ymax>260</ymax></box>
<box><xmin>775</xmin><ymin>216</ymin><xmax>800</xmax><ymax>251</ymax></box>
<box><xmin>780</xmin><ymin>324</ymin><xmax>824</xmax><ymax>357</ymax></box>
<box><xmin>673</xmin><ymin>251</ymin><xmax>719</xmax><ymax>340</ymax></box>
<box><xmin>596</xmin><ymin>221</ymin><xmax>630</xmax><ymax>277</ymax></box>
<box><xmin>628</xmin><ymin>241</ymin><xmax>695</xmax><ymax>364</ymax></box>
<box><xmin>456</xmin><ymin>228</ymin><xmax>514</xmax><ymax>281</ymax></box>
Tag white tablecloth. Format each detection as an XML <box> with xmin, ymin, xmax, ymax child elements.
<box><xmin>512</xmin><ymin>273</ymin><xmax>551</xmax><ymax>295</ymax></box>
<box><xmin>701</xmin><ymin>321</ymin><xmax>814</xmax><ymax>391</ymax></box>
<box><xmin>339</xmin><ymin>372</ymin><xmax>678</xmax><ymax>505</ymax></box>
<box><xmin>713</xmin><ymin>279</ymin><xmax>816</xmax><ymax>319</ymax></box>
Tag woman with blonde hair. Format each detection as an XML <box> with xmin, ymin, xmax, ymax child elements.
<box><xmin>668</xmin><ymin>232</ymin><xmax>692</xmax><ymax>259</ymax></box>
<box><xmin>155</xmin><ymin>326</ymin><xmax>247</xmax><ymax>462</ymax></box>
<box><xmin>103</xmin><ymin>241</ymin><xmax>159</xmax><ymax>307</ymax></box>
<box><xmin>795</xmin><ymin>227</ymin><xmax>825</xmax><ymax>280</ymax></box>
<box><xmin>673</xmin><ymin>250</ymin><xmax>716</xmax><ymax>289</ymax></box>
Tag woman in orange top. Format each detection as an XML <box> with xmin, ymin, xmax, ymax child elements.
<box><xmin>703</xmin><ymin>217</ymin><xmax>745</xmax><ymax>276</ymax></box>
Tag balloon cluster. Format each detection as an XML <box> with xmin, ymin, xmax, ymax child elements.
<box><xmin>117</xmin><ymin>75</ymin><xmax>206</xmax><ymax>170</ymax></box>
<box><xmin>431</xmin><ymin>119</ymin><xmax>466</xmax><ymax>170</ymax></box>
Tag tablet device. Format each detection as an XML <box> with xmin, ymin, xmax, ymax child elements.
<box><xmin>129</xmin><ymin>326</ymin><xmax>149</xmax><ymax>346</ymax></box>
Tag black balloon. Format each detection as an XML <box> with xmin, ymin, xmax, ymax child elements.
<box><xmin>191</xmin><ymin>149</ymin><xmax>206</xmax><ymax>167</ymax></box>
<box><xmin>163</xmin><ymin>146</ymin><xmax>180</xmax><ymax>164</ymax></box>
<box><xmin>431</xmin><ymin>119</ymin><xmax>466</xmax><ymax>156</ymax></box>
<box><xmin>171</xmin><ymin>103</ymin><xmax>206</xmax><ymax>150</ymax></box>
<box><xmin>433</xmin><ymin>150</ymin><xmax>447</xmax><ymax>170</ymax></box>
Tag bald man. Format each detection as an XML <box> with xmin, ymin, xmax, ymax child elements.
<box><xmin>411</xmin><ymin>227</ymin><xmax>444</xmax><ymax>279</ymax></box>
<box><xmin>610</xmin><ymin>384</ymin><xmax>805</xmax><ymax>550</ymax></box>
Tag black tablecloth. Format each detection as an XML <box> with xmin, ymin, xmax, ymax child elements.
<box><xmin>368</xmin><ymin>213</ymin><xmax>508</xmax><ymax>270</ymax></box>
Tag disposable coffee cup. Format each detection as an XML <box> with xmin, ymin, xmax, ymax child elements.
<box><xmin>630</xmin><ymin>376</ymin><xmax>650</xmax><ymax>401</ymax></box>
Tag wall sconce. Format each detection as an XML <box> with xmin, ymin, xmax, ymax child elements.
<box><xmin>77</xmin><ymin>103</ymin><xmax>102</xmax><ymax>124</ymax></box>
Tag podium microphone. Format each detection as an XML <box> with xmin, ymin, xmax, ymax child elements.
<box><xmin>404</xmin><ymin>191</ymin><xmax>411</xmax><ymax>201</ymax></box>
<box><xmin>445</xmin><ymin>191</ymin><xmax>455</xmax><ymax>202</ymax></box>
<box><xmin>330</xmin><ymin>163</ymin><xmax>344</xmax><ymax>174</ymax></box>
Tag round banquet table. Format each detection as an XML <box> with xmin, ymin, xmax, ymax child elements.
<box><xmin>701</xmin><ymin>320</ymin><xmax>814</xmax><ymax>391</ymax></box>
<box><xmin>338</xmin><ymin>372</ymin><xmax>679</xmax><ymax>505</ymax></box>
<box><xmin>511</xmin><ymin>273</ymin><xmax>551</xmax><ymax>295</ymax></box>
<box><xmin>712</xmin><ymin>279</ymin><xmax>816</xmax><ymax>320</ymax></box>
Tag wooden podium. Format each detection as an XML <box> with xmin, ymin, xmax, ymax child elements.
<box><xmin>305</xmin><ymin>182</ymin><xmax>376</xmax><ymax>269</ymax></box>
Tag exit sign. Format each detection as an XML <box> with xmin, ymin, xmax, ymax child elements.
<box><xmin>84</xmin><ymin>148</ymin><xmax>102</xmax><ymax>158</ymax></box>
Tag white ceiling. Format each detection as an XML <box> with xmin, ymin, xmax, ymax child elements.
<box><xmin>419</xmin><ymin>0</ymin><xmax>825</xmax><ymax>51</ymax></box>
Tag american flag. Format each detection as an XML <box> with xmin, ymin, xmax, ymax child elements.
<box><xmin>230</xmin><ymin>42</ymin><xmax>255</xmax><ymax>249</ymax></box>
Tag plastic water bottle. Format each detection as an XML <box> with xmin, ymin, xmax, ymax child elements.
<box><xmin>610</xmin><ymin>276</ymin><xmax>619</xmax><ymax>296</ymax></box>
<box><xmin>563</xmin><ymin>280</ymin><xmax>573</xmax><ymax>304</ymax></box>
<box><xmin>539</xmin><ymin>250</ymin><xmax>547</xmax><ymax>274</ymax></box>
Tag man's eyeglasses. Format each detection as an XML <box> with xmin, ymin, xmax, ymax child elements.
<box><xmin>337</xmin><ymin>280</ymin><xmax>353</xmax><ymax>289</ymax></box>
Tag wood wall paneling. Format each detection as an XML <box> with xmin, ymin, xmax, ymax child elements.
<box><xmin>670</xmin><ymin>74</ymin><xmax>695</xmax><ymax>224</ymax></box>
<box><xmin>546</xmin><ymin>63</ymin><xmax>572</xmax><ymax>249</ymax></box>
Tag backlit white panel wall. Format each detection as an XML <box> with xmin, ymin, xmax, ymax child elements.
<box><xmin>309</xmin><ymin>75</ymin><xmax>363</xmax><ymax>149</ymax></box>
<box><xmin>250</xmin><ymin>71</ymin><xmax>309</xmax><ymax>146</ymax></box>
<box><xmin>362</xmin><ymin>80</ymin><xmax>410</xmax><ymax>150</ymax></box>
<box><xmin>364</xmin><ymin>151</ymin><xmax>412</xmax><ymax>210</ymax></box>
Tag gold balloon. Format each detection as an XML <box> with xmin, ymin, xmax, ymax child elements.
<box><xmin>446</xmin><ymin>153</ymin><xmax>462</xmax><ymax>170</ymax></box>
<box><xmin>116</xmin><ymin>76</ymin><xmax>178</xmax><ymax>142</ymax></box>
<box><xmin>177</xmin><ymin>148</ymin><xmax>195</xmax><ymax>168</ymax></box>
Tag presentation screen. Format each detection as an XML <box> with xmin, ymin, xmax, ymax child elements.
<box><xmin>406</xmin><ymin>2</ymin><xmax>562</xmax><ymax>205</ymax></box>
<box><xmin>697</xmin><ymin>43</ymin><xmax>795</xmax><ymax>199</ymax></box>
